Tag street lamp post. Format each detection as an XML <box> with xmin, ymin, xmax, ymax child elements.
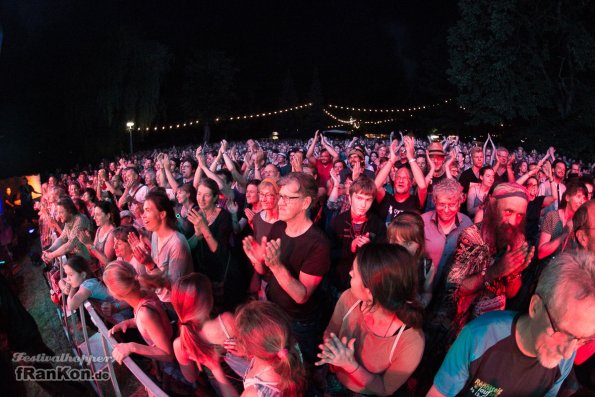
<box><xmin>126</xmin><ymin>121</ymin><xmax>135</xmax><ymax>154</ymax></box>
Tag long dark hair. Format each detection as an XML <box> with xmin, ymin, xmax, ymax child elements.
<box><xmin>145</xmin><ymin>190</ymin><xmax>177</xmax><ymax>230</ymax></box>
<box><xmin>356</xmin><ymin>243</ymin><xmax>424</xmax><ymax>328</ymax></box>
<box><xmin>178</xmin><ymin>184</ymin><xmax>198</xmax><ymax>207</ymax></box>
<box><xmin>95</xmin><ymin>200</ymin><xmax>121</xmax><ymax>227</ymax></box>
<box><xmin>65</xmin><ymin>255</ymin><xmax>93</xmax><ymax>280</ymax></box>
<box><xmin>57</xmin><ymin>197</ymin><xmax>80</xmax><ymax>216</ymax></box>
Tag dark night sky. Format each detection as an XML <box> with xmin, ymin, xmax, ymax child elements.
<box><xmin>0</xmin><ymin>1</ymin><xmax>459</xmax><ymax>177</ymax></box>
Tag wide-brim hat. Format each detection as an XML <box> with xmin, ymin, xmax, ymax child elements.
<box><xmin>348</xmin><ymin>148</ymin><xmax>365</xmax><ymax>159</ymax></box>
<box><xmin>428</xmin><ymin>142</ymin><xmax>445</xmax><ymax>156</ymax></box>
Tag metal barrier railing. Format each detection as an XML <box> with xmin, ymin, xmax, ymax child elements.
<box><xmin>41</xmin><ymin>227</ymin><xmax>169</xmax><ymax>397</ymax></box>
<box><xmin>83</xmin><ymin>301</ymin><xmax>168</xmax><ymax>397</ymax></box>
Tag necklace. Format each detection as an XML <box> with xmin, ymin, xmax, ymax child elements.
<box><xmin>383</xmin><ymin>312</ymin><xmax>397</xmax><ymax>337</ymax></box>
<box><xmin>201</xmin><ymin>207</ymin><xmax>218</xmax><ymax>225</ymax></box>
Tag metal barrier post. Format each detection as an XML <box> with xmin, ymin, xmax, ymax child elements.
<box><xmin>100</xmin><ymin>332</ymin><xmax>122</xmax><ymax>397</ymax></box>
<box><xmin>84</xmin><ymin>302</ymin><xmax>168</xmax><ymax>397</ymax></box>
<box><xmin>79</xmin><ymin>307</ymin><xmax>105</xmax><ymax>397</ymax></box>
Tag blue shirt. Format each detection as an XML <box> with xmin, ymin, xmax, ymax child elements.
<box><xmin>434</xmin><ymin>311</ymin><xmax>574</xmax><ymax>397</ymax></box>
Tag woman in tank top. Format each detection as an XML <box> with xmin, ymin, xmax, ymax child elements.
<box><xmin>171</xmin><ymin>273</ymin><xmax>244</xmax><ymax>394</ymax></box>
<box><xmin>317</xmin><ymin>243</ymin><xmax>425</xmax><ymax>396</ymax></box>
<box><xmin>83</xmin><ymin>200</ymin><xmax>120</xmax><ymax>268</ymax></box>
<box><xmin>104</xmin><ymin>260</ymin><xmax>174</xmax><ymax>365</ymax></box>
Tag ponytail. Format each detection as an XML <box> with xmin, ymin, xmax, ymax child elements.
<box><xmin>171</xmin><ymin>274</ymin><xmax>217</xmax><ymax>366</ymax></box>
<box><xmin>271</xmin><ymin>345</ymin><xmax>306</xmax><ymax>395</ymax></box>
<box><xmin>236</xmin><ymin>301</ymin><xmax>306</xmax><ymax>394</ymax></box>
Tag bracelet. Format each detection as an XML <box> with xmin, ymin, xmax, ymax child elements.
<box><xmin>347</xmin><ymin>363</ymin><xmax>360</xmax><ymax>374</ymax></box>
<box><xmin>408</xmin><ymin>158</ymin><xmax>416</xmax><ymax>164</ymax></box>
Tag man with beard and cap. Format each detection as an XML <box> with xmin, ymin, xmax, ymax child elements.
<box><xmin>427</xmin><ymin>250</ymin><xmax>594</xmax><ymax>397</ymax></box>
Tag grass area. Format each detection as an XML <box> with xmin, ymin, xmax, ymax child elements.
<box><xmin>14</xmin><ymin>238</ymin><xmax>145</xmax><ymax>397</ymax></box>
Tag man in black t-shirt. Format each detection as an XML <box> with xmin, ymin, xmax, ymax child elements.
<box><xmin>243</xmin><ymin>172</ymin><xmax>330</xmax><ymax>363</ymax></box>
<box><xmin>373</xmin><ymin>136</ymin><xmax>428</xmax><ymax>224</ymax></box>
<box><xmin>458</xmin><ymin>147</ymin><xmax>484</xmax><ymax>194</ymax></box>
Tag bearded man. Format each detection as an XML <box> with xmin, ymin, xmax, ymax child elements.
<box><xmin>416</xmin><ymin>183</ymin><xmax>536</xmax><ymax>394</ymax></box>
<box><xmin>447</xmin><ymin>182</ymin><xmax>535</xmax><ymax>334</ymax></box>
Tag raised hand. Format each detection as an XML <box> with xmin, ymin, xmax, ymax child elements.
<box><xmin>220</xmin><ymin>139</ymin><xmax>228</xmax><ymax>153</ymax></box>
<box><xmin>244</xmin><ymin>208</ymin><xmax>256</xmax><ymax>224</ymax></box>
<box><xmin>226</xmin><ymin>199</ymin><xmax>238</xmax><ymax>215</ymax></box>
<box><xmin>491</xmin><ymin>242</ymin><xmax>534</xmax><ymax>279</ymax></box>
<box><xmin>187</xmin><ymin>208</ymin><xmax>208</xmax><ymax>235</ymax></box>
<box><xmin>352</xmin><ymin>160</ymin><xmax>362</xmax><ymax>180</ymax></box>
<box><xmin>242</xmin><ymin>235</ymin><xmax>267</xmax><ymax>265</ymax></box>
<box><xmin>403</xmin><ymin>135</ymin><xmax>415</xmax><ymax>160</ymax></box>
<box><xmin>315</xmin><ymin>332</ymin><xmax>358</xmax><ymax>371</ymax></box>
<box><xmin>426</xmin><ymin>150</ymin><xmax>436</xmax><ymax>170</ymax></box>
<box><xmin>445</xmin><ymin>149</ymin><xmax>456</xmax><ymax>167</ymax></box>
<box><xmin>291</xmin><ymin>152</ymin><xmax>304</xmax><ymax>172</ymax></box>
<box><xmin>389</xmin><ymin>139</ymin><xmax>400</xmax><ymax>164</ymax></box>
<box><xmin>263</xmin><ymin>238</ymin><xmax>282</xmax><ymax>269</ymax></box>
<box><xmin>329</xmin><ymin>168</ymin><xmax>340</xmax><ymax>186</ymax></box>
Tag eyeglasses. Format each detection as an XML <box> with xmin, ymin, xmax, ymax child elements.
<box><xmin>435</xmin><ymin>202</ymin><xmax>459</xmax><ymax>211</ymax></box>
<box><xmin>278</xmin><ymin>194</ymin><xmax>302</xmax><ymax>203</ymax></box>
<box><xmin>259</xmin><ymin>193</ymin><xmax>277</xmax><ymax>200</ymax></box>
<box><xmin>537</xmin><ymin>294</ymin><xmax>594</xmax><ymax>346</ymax></box>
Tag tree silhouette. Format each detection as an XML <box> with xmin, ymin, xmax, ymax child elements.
<box><xmin>448</xmin><ymin>0</ymin><xmax>595</xmax><ymax>156</ymax></box>
<box><xmin>179</xmin><ymin>49</ymin><xmax>237</xmax><ymax>142</ymax></box>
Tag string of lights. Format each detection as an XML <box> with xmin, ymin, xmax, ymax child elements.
<box><xmin>327</xmin><ymin>98</ymin><xmax>452</xmax><ymax>113</ymax></box>
<box><xmin>133</xmin><ymin>102</ymin><xmax>313</xmax><ymax>131</ymax></box>
<box><xmin>132</xmin><ymin>99</ymin><xmax>451</xmax><ymax>132</ymax></box>
<box><xmin>322</xmin><ymin>109</ymin><xmax>357</xmax><ymax>125</ymax></box>
<box><xmin>226</xmin><ymin>103</ymin><xmax>313</xmax><ymax>121</ymax></box>
<box><xmin>323</xmin><ymin>108</ymin><xmax>402</xmax><ymax>129</ymax></box>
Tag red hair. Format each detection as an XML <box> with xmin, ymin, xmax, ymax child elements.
<box><xmin>171</xmin><ymin>273</ymin><xmax>217</xmax><ymax>365</ymax></box>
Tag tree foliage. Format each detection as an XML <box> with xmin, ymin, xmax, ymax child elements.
<box><xmin>64</xmin><ymin>27</ymin><xmax>172</xmax><ymax>156</ymax></box>
<box><xmin>448</xmin><ymin>0</ymin><xmax>595</xmax><ymax>137</ymax></box>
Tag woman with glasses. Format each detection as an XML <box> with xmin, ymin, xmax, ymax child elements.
<box><xmin>251</xmin><ymin>178</ymin><xmax>279</xmax><ymax>241</ymax></box>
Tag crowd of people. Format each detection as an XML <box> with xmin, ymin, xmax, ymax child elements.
<box><xmin>34</xmin><ymin>131</ymin><xmax>594</xmax><ymax>396</ymax></box>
